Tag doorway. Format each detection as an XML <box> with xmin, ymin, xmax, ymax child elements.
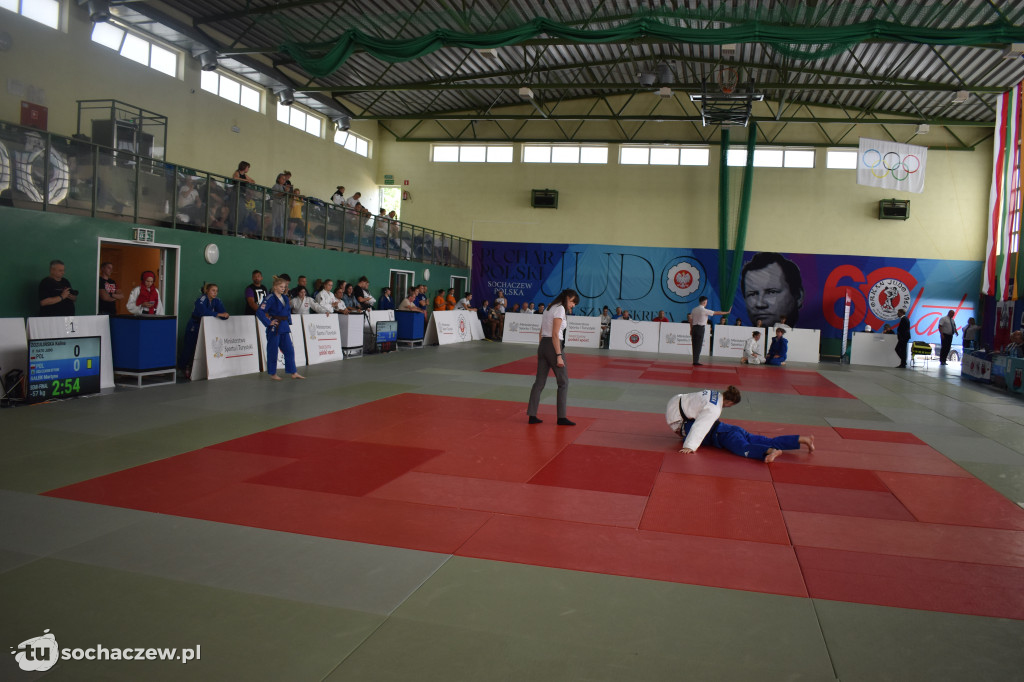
<box><xmin>450</xmin><ymin>275</ymin><xmax>467</xmax><ymax>299</ymax></box>
<box><xmin>390</xmin><ymin>268</ymin><xmax>414</xmax><ymax>301</ymax></box>
<box><xmin>378</xmin><ymin>186</ymin><xmax>401</xmax><ymax>221</ymax></box>
<box><xmin>97</xmin><ymin>239</ymin><xmax>180</xmax><ymax>316</ymax></box>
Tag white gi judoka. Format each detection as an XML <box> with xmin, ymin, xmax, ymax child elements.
<box><xmin>666</xmin><ymin>388</ymin><xmax>736</xmax><ymax>453</ymax></box>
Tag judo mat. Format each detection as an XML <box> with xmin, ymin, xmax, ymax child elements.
<box><xmin>46</xmin><ymin>393</ymin><xmax>1024</xmax><ymax>620</ymax></box>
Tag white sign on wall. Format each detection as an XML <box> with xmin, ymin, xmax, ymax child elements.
<box><xmin>302</xmin><ymin>315</ymin><xmax>343</xmax><ymax>365</ymax></box>
<box><xmin>609</xmin><ymin>320</ymin><xmax>661</xmax><ymax>353</ymax></box>
<box><xmin>256</xmin><ymin>318</ymin><xmax>307</xmax><ymax>371</ymax></box>
<box><xmin>564</xmin><ymin>316</ymin><xmax>601</xmax><ymax>348</ymax></box>
<box><xmin>658</xmin><ymin>322</ymin><xmax>693</xmax><ymax>356</ymax></box>
<box><xmin>501</xmin><ymin>312</ymin><xmax>542</xmax><ymax>344</ymax></box>
<box><xmin>192</xmin><ymin>316</ymin><xmax>260</xmax><ymax>380</ymax></box>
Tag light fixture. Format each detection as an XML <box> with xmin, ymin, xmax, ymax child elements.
<box><xmin>197</xmin><ymin>51</ymin><xmax>219</xmax><ymax>72</ymax></box>
<box><xmin>952</xmin><ymin>90</ymin><xmax>969</xmax><ymax>104</ymax></box>
<box><xmin>639</xmin><ymin>72</ymin><xmax>657</xmax><ymax>87</ymax></box>
<box><xmin>658</xmin><ymin>86</ymin><xmax>673</xmax><ymax>99</ymax></box>
<box><xmin>518</xmin><ymin>86</ymin><xmax>534</xmax><ymax>100</ymax></box>
<box><xmin>86</xmin><ymin>0</ymin><xmax>111</xmax><ymax>22</ymax></box>
<box><xmin>721</xmin><ymin>43</ymin><xmax>738</xmax><ymax>58</ymax></box>
<box><xmin>276</xmin><ymin>88</ymin><xmax>295</xmax><ymax>106</ymax></box>
<box><xmin>916</xmin><ymin>123</ymin><xmax>930</xmax><ymax>135</ymax></box>
<box><xmin>477</xmin><ymin>48</ymin><xmax>500</xmax><ymax>61</ymax></box>
<box><xmin>1003</xmin><ymin>43</ymin><xmax>1024</xmax><ymax>59</ymax></box>
<box><xmin>334</xmin><ymin>115</ymin><xmax>351</xmax><ymax>131</ymax></box>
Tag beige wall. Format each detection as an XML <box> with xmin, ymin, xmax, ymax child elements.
<box><xmin>379</xmin><ymin>138</ymin><xmax>990</xmax><ymax>261</ymax></box>
<box><xmin>0</xmin><ymin>7</ymin><xmax>379</xmax><ymax>207</ymax></box>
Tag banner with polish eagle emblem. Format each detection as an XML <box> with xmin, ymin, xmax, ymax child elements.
<box><xmin>857</xmin><ymin>138</ymin><xmax>927</xmax><ymax>194</ymax></box>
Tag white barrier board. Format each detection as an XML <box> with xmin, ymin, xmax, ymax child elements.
<box><xmin>27</xmin><ymin>315</ymin><xmax>114</xmax><ymax>388</ymax></box>
<box><xmin>365</xmin><ymin>309</ymin><xmax>396</xmax><ymax>347</ymax></box>
<box><xmin>712</xmin><ymin>325</ymin><xmax>762</xmax><ymax>359</ymax></box>
<box><xmin>426</xmin><ymin>310</ymin><xmax>476</xmax><ymax>345</ymax></box>
<box><xmin>256</xmin><ymin>318</ymin><xmax>307</xmax><ymax>371</ymax></box>
<box><xmin>338</xmin><ymin>314</ymin><xmax>364</xmax><ymax>349</ymax></box>
<box><xmin>302</xmin><ymin>315</ymin><xmax>343</xmax><ymax>365</ymax></box>
<box><xmin>850</xmin><ymin>331</ymin><xmax>900</xmax><ymax>367</ymax></box>
<box><xmin>0</xmin><ymin>317</ymin><xmax>28</xmax><ymax>378</ymax></box>
<box><xmin>192</xmin><ymin>316</ymin><xmax>260</xmax><ymax>380</ymax></box>
<box><xmin>501</xmin><ymin>312</ymin><xmax>541</xmax><ymax>345</ymax></box>
<box><xmin>769</xmin><ymin>326</ymin><xmax>820</xmax><ymax>363</ymax></box>
<box><xmin>469</xmin><ymin>316</ymin><xmax>486</xmax><ymax>340</ymax></box>
<box><xmin>658</xmin><ymin>322</ymin><xmax>693</xmax><ymax>356</ymax></box>
<box><xmin>565</xmin><ymin>316</ymin><xmax>601</xmax><ymax>349</ymax></box>
<box><xmin>609</xmin><ymin>320</ymin><xmax>661</xmax><ymax>353</ymax></box>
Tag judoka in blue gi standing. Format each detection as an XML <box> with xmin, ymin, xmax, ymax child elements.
<box><xmin>178</xmin><ymin>282</ymin><xmax>229</xmax><ymax>380</ymax></box>
<box><xmin>256</xmin><ymin>275</ymin><xmax>305</xmax><ymax>380</ymax></box>
<box><xmin>665</xmin><ymin>386</ymin><xmax>814</xmax><ymax>463</ymax></box>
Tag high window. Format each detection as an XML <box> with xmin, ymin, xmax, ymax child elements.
<box><xmin>432</xmin><ymin>145</ymin><xmax>513</xmax><ymax>163</ymax></box>
<box><xmin>619</xmin><ymin>145</ymin><xmax>709</xmax><ymax>166</ymax></box>
<box><xmin>334</xmin><ymin>129</ymin><xmax>371</xmax><ymax>158</ymax></box>
<box><xmin>90</xmin><ymin>23</ymin><xmax>178</xmax><ymax>78</ymax></box>
<box><xmin>1</xmin><ymin>0</ymin><xmax>60</xmax><ymax>29</ymax></box>
<box><xmin>199</xmin><ymin>70</ymin><xmax>261</xmax><ymax>112</ymax></box>
<box><xmin>524</xmin><ymin>145</ymin><xmax>608</xmax><ymax>164</ymax></box>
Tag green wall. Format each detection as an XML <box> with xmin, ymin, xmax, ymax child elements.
<box><xmin>2</xmin><ymin>207</ymin><xmax>468</xmax><ymax>325</ymax></box>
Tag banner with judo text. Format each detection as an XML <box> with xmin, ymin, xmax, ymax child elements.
<box><xmin>472</xmin><ymin>241</ymin><xmax>981</xmax><ymax>344</ymax></box>
<box><xmin>857</xmin><ymin>137</ymin><xmax>927</xmax><ymax>193</ymax></box>
<box><xmin>302</xmin><ymin>315</ymin><xmax>343</xmax><ymax>365</ymax></box>
<box><xmin>192</xmin><ymin>316</ymin><xmax>260</xmax><ymax>380</ymax></box>
<box><xmin>256</xmin><ymin>320</ymin><xmax>307</xmax><ymax>371</ymax></box>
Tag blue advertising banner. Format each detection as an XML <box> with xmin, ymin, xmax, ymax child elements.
<box><xmin>472</xmin><ymin>241</ymin><xmax>981</xmax><ymax>342</ymax></box>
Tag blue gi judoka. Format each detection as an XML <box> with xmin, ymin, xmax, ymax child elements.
<box><xmin>682</xmin><ymin>419</ymin><xmax>800</xmax><ymax>461</ymax></box>
<box><xmin>179</xmin><ymin>290</ymin><xmax>227</xmax><ymax>375</ymax></box>
<box><xmin>766</xmin><ymin>333</ymin><xmax>788</xmax><ymax>366</ymax></box>
<box><xmin>256</xmin><ymin>292</ymin><xmax>297</xmax><ymax>376</ymax></box>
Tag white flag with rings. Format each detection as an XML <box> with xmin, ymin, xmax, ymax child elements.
<box><xmin>857</xmin><ymin>138</ymin><xmax>927</xmax><ymax>193</ymax></box>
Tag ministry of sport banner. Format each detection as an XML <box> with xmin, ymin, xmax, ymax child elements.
<box><xmin>471</xmin><ymin>241</ymin><xmax>981</xmax><ymax>344</ymax></box>
<box><xmin>857</xmin><ymin>137</ymin><xmax>927</xmax><ymax>193</ymax></box>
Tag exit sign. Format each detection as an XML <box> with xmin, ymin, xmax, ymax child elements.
<box><xmin>133</xmin><ymin>228</ymin><xmax>155</xmax><ymax>243</ymax></box>
<box><xmin>383</xmin><ymin>174</ymin><xmax>394</xmax><ymax>185</ymax></box>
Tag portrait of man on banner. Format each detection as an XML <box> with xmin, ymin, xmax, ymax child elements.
<box><xmin>741</xmin><ymin>252</ymin><xmax>804</xmax><ymax>328</ymax></box>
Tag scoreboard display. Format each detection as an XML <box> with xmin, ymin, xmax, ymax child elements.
<box><xmin>27</xmin><ymin>336</ymin><xmax>102</xmax><ymax>403</ymax></box>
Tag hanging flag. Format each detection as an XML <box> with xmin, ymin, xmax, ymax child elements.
<box><xmin>857</xmin><ymin>138</ymin><xmax>927</xmax><ymax>193</ymax></box>
<box><xmin>984</xmin><ymin>82</ymin><xmax>1022</xmax><ymax>299</ymax></box>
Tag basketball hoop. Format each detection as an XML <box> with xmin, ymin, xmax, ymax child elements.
<box><xmin>716</xmin><ymin>66</ymin><xmax>739</xmax><ymax>95</ymax></box>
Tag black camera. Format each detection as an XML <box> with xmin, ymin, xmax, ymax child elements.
<box><xmin>69</xmin><ymin>289</ymin><xmax>79</xmax><ymax>296</ymax></box>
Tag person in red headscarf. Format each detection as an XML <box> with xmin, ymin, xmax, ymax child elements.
<box><xmin>126</xmin><ymin>270</ymin><xmax>164</xmax><ymax>315</ymax></box>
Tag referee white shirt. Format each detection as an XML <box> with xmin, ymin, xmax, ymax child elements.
<box><xmin>540</xmin><ymin>304</ymin><xmax>567</xmax><ymax>341</ymax></box>
<box><xmin>691</xmin><ymin>304</ymin><xmax>714</xmax><ymax>326</ymax></box>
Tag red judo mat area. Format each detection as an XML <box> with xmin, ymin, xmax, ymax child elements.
<box><xmin>46</xmin><ymin>394</ymin><xmax>1024</xmax><ymax>620</ymax></box>
<box><xmin>485</xmin><ymin>355</ymin><xmax>858</xmax><ymax>399</ymax></box>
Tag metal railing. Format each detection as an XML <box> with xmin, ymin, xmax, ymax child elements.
<box><xmin>0</xmin><ymin>120</ymin><xmax>470</xmax><ymax>267</ymax></box>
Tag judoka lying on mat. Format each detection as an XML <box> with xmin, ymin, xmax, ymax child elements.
<box><xmin>665</xmin><ymin>386</ymin><xmax>814</xmax><ymax>463</ymax></box>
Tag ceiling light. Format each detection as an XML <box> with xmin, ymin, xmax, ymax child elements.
<box><xmin>335</xmin><ymin>115</ymin><xmax>351</xmax><ymax>131</ymax></box>
<box><xmin>277</xmin><ymin>89</ymin><xmax>295</xmax><ymax>106</ymax></box>
<box><xmin>658</xmin><ymin>86</ymin><xmax>672</xmax><ymax>99</ymax></box>
<box><xmin>518</xmin><ymin>87</ymin><xmax>534</xmax><ymax>100</ymax></box>
<box><xmin>86</xmin><ymin>0</ymin><xmax>111</xmax><ymax>22</ymax></box>
<box><xmin>197</xmin><ymin>51</ymin><xmax>219</xmax><ymax>72</ymax></box>
<box><xmin>1003</xmin><ymin>44</ymin><xmax>1024</xmax><ymax>59</ymax></box>
<box><xmin>916</xmin><ymin>124</ymin><xmax>930</xmax><ymax>135</ymax></box>
<box><xmin>477</xmin><ymin>48</ymin><xmax>500</xmax><ymax>61</ymax></box>
<box><xmin>639</xmin><ymin>72</ymin><xmax>657</xmax><ymax>87</ymax></box>
<box><xmin>721</xmin><ymin>44</ymin><xmax>738</xmax><ymax>58</ymax></box>
<box><xmin>952</xmin><ymin>90</ymin><xmax>969</xmax><ymax>104</ymax></box>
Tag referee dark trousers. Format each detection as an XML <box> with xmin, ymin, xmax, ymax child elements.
<box><xmin>691</xmin><ymin>324</ymin><xmax>706</xmax><ymax>365</ymax></box>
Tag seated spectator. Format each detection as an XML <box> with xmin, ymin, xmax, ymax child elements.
<box><xmin>398</xmin><ymin>287</ymin><xmax>421</xmax><ymax>314</ymax></box>
<box><xmin>754</xmin><ymin>319</ymin><xmax>764</xmax><ymax>328</ymax></box>
<box><xmin>600</xmin><ymin>306</ymin><xmax>611</xmax><ymax>348</ymax></box>
<box><xmin>741</xmin><ymin>330</ymin><xmax>764</xmax><ymax>365</ymax></box>
<box><xmin>537</xmin><ymin>303</ymin><xmax>546</xmax><ymax>316</ymax></box>
<box><xmin>613</xmin><ymin>307</ymin><xmax>623</xmax><ymax>320</ymax></box>
<box><xmin>621</xmin><ymin>309</ymin><xmax>632</xmax><ymax>320</ymax></box>
<box><xmin>881</xmin><ymin>324</ymin><xmax>895</xmax><ymax>334</ymax></box>
<box><xmin>209</xmin><ymin>203</ymin><xmax>231</xmax><ymax>233</ymax></box>
<box><xmin>39</xmin><ymin>259</ymin><xmax>76</xmax><ymax>317</ymax></box>
<box><xmin>291</xmin><ymin>287</ymin><xmax>333</xmax><ymax>316</ymax></box>
<box><xmin>776</xmin><ymin>316</ymin><xmax>793</xmax><ymax>332</ymax></box>
<box><xmin>126</xmin><ymin>270</ymin><xmax>164</xmax><ymax>315</ymax></box>
<box><xmin>734</xmin><ymin>318</ymin><xmax>742</xmax><ymax>326</ymax></box>
<box><xmin>653</xmin><ymin>310</ymin><xmax>669</xmax><ymax>322</ymax></box>
<box><xmin>333</xmin><ymin>287</ymin><xmax>360</xmax><ymax>315</ymax></box>
<box><xmin>455</xmin><ymin>292</ymin><xmax>476</xmax><ymax>311</ymax></box>
<box><xmin>446</xmin><ymin>288</ymin><xmax>457</xmax><ymax>310</ymax></box>
<box><xmin>289</xmin><ymin>275</ymin><xmax>310</xmax><ymax>298</ymax></box>
<box><xmin>316</xmin><ymin>279</ymin><xmax>340</xmax><ymax>312</ymax></box>
<box><xmin>245</xmin><ymin>270</ymin><xmax>267</xmax><ymax>315</ymax></box>
<box><xmin>434</xmin><ymin>288</ymin><xmax>447</xmax><ymax>311</ymax></box>
<box><xmin>355</xmin><ymin>277</ymin><xmax>375</xmax><ymax>309</ymax></box>
<box><xmin>378</xmin><ymin>287</ymin><xmax>395</xmax><ymax>310</ymax></box>
<box><xmin>331</xmin><ymin>186</ymin><xmax>345</xmax><ymax>206</ymax></box>
<box><xmin>479</xmin><ymin>299</ymin><xmax>494</xmax><ymax>337</ymax></box>
<box><xmin>525</xmin><ymin>302</ymin><xmax>536</xmax><ymax>314</ymax></box>
<box><xmin>341</xmin><ymin>283</ymin><xmax>362</xmax><ymax>311</ymax></box>
<box><xmin>766</xmin><ymin>328</ymin><xmax>788</xmax><ymax>366</ymax></box>
<box><xmin>345</xmin><ymin>191</ymin><xmax>361</xmax><ymax>209</ymax></box>
<box><xmin>1002</xmin><ymin>330</ymin><xmax>1023</xmax><ymax>358</ymax></box>
<box><xmin>176</xmin><ymin>176</ymin><xmax>204</xmax><ymax>225</ymax></box>
<box><xmin>510</xmin><ymin>303</ymin><xmax>521</xmax><ymax>313</ymax></box>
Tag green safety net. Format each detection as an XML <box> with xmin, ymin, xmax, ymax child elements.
<box><xmin>279</xmin><ymin>17</ymin><xmax>1024</xmax><ymax>78</ymax></box>
<box><xmin>717</xmin><ymin>123</ymin><xmax>757</xmax><ymax>311</ymax></box>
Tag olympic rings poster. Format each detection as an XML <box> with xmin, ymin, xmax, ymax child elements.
<box><xmin>857</xmin><ymin>137</ymin><xmax>927</xmax><ymax>193</ymax></box>
<box><xmin>472</xmin><ymin>241</ymin><xmax>980</xmax><ymax>343</ymax></box>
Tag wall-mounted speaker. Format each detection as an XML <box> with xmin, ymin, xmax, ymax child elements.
<box><xmin>879</xmin><ymin>198</ymin><xmax>909</xmax><ymax>221</ymax></box>
<box><xmin>531</xmin><ymin>189</ymin><xmax>558</xmax><ymax>209</ymax></box>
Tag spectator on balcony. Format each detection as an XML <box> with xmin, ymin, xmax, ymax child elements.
<box><xmin>270</xmin><ymin>174</ymin><xmax>289</xmax><ymax>241</ymax></box>
<box><xmin>232</xmin><ymin>161</ymin><xmax>253</xmax><ymax>184</ymax></box>
<box><xmin>287</xmin><ymin>186</ymin><xmax>305</xmax><ymax>243</ymax></box>
<box><xmin>282</xmin><ymin>170</ymin><xmax>293</xmax><ymax>187</ymax></box>
<box><xmin>126</xmin><ymin>270</ymin><xmax>164</xmax><ymax>315</ymax></box>
<box><xmin>331</xmin><ymin>186</ymin><xmax>345</xmax><ymax>206</ymax></box>
<box><xmin>39</xmin><ymin>259</ymin><xmax>76</xmax><ymax>317</ymax></box>
<box><xmin>176</xmin><ymin>176</ymin><xmax>204</xmax><ymax>226</ymax></box>
<box><xmin>378</xmin><ymin>287</ymin><xmax>395</xmax><ymax>311</ymax></box>
<box><xmin>98</xmin><ymin>261</ymin><xmax>124</xmax><ymax>316</ymax></box>
<box><xmin>345</xmin><ymin>191</ymin><xmax>361</xmax><ymax>209</ymax></box>
<box><xmin>245</xmin><ymin>270</ymin><xmax>267</xmax><ymax>315</ymax></box>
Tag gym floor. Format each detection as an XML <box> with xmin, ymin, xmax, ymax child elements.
<box><xmin>2</xmin><ymin>343</ymin><xmax>1023</xmax><ymax>681</ymax></box>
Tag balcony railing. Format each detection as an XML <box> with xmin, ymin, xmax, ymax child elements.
<box><xmin>0</xmin><ymin>120</ymin><xmax>470</xmax><ymax>268</ymax></box>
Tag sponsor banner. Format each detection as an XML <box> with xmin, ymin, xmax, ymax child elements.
<box><xmin>609</xmin><ymin>320</ymin><xmax>660</xmax><ymax>353</ymax></box>
<box><xmin>962</xmin><ymin>353</ymin><xmax>992</xmax><ymax>381</ymax></box>
<box><xmin>849</xmin><ymin>331</ymin><xmax>899</xmax><ymax>367</ymax></box>
<box><xmin>302</xmin><ymin>315</ymin><xmax>343</xmax><ymax>365</ymax></box>
<box><xmin>338</xmin><ymin>314</ymin><xmax>364</xmax><ymax>349</ymax></box>
<box><xmin>501</xmin><ymin>312</ymin><xmax>542</xmax><ymax>344</ymax></box>
<box><xmin>658</xmin><ymin>322</ymin><xmax>693</xmax><ymax>356</ymax></box>
<box><xmin>193</xmin><ymin>315</ymin><xmax>260</xmax><ymax>380</ymax></box>
<box><xmin>428</xmin><ymin>310</ymin><xmax>475</xmax><ymax>345</ymax></box>
<box><xmin>472</xmin><ymin>241</ymin><xmax>980</xmax><ymax>344</ymax></box>
<box><xmin>713</xmin><ymin>324</ymin><xmax>759</xmax><ymax>358</ymax></box>
<box><xmin>565</xmin><ymin>315</ymin><xmax>601</xmax><ymax>348</ymax></box>
<box><xmin>256</xmin><ymin>318</ymin><xmax>306</xmax><ymax>371</ymax></box>
<box><xmin>770</xmin><ymin>325</ymin><xmax>820</xmax><ymax>363</ymax></box>
<box><xmin>857</xmin><ymin>137</ymin><xmax>927</xmax><ymax>193</ymax></box>
<box><xmin>27</xmin><ymin>315</ymin><xmax>115</xmax><ymax>388</ymax></box>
